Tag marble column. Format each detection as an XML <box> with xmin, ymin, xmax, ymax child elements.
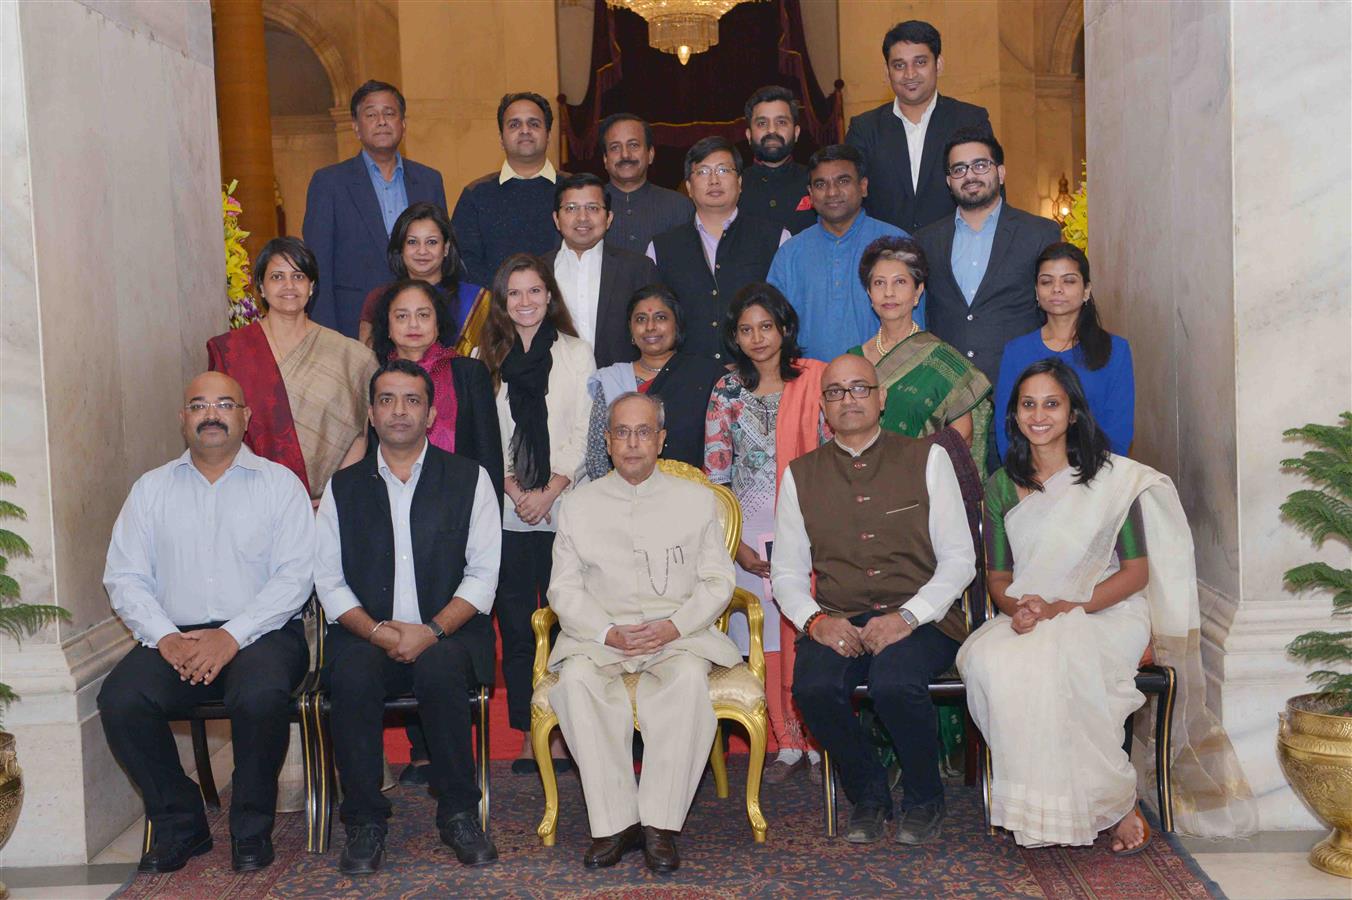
<box><xmin>1085</xmin><ymin>0</ymin><xmax>1351</xmax><ymax>829</ymax></box>
<box><xmin>212</xmin><ymin>0</ymin><xmax>277</xmax><ymax>260</ymax></box>
<box><xmin>0</xmin><ymin>0</ymin><xmax>225</xmax><ymax>865</ymax></box>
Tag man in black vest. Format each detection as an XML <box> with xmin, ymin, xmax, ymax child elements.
<box><xmin>316</xmin><ymin>359</ymin><xmax>501</xmax><ymax>875</ymax></box>
<box><xmin>739</xmin><ymin>85</ymin><xmax>816</xmax><ymax>235</ymax></box>
<box><xmin>648</xmin><ymin>136</ymin><xmax>787</xmax><ymax>361</ymax></box>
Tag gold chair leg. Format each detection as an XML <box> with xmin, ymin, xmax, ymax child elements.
<box><xmin>142</xmin><ymin>818</ymin><xmax>153</xmax><ymax>855</ymax></box>
<box><xmin>821</xmin><ymin>750</ymin><xmax>837</xmax><ymax>838</ymax></box>
<box><xmin>710</xmin><ymin>723</ymin><xmax>730</xmax><ymax>799</ymax></box>
<box><xmin>532</xmin><ymin>712</ymin><xmax>560</xmax><ymax>846</ymax></box>
<box><xmin>477</xmin><ymin>688</ymin><xmax>491</xmax><ymax>833</ymax></box>
<box><xmin>715</xmin><ymin>706</ymin><xmax>768</xmax><ymax>843</ymax></box>
<box><xmin>983</xmin><ymin>743</ymin><xmax>995</xmax><ymax>837</ymax></box>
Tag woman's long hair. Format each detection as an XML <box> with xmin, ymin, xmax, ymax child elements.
<box><xmin>369</xmin><ymin>279</ymin><xmax>458</xmax><ymax>362</ymax></box>
<box><xmin>722</xmin><ymin>282</ymin><xmax>804</xmax><ymax>391</ymax></box>
<box><xmin>478</xmin><ymin>253</ymin><xmax>578</xmax><ymax>388</ymax></box>
<box><xmin>1036</xmin><ymin>242</ymin><xmax>1112</xmax><ymax>371</ymax></box>
<box><xmin>387</xmin><ymin>202</ymin><xmax>462</xmax><ymax>287</ymax></box>
<box><xmin>1004</xmin><ymin>358</ymin><xmax>1112</xmax><ymax>491</ymax></box>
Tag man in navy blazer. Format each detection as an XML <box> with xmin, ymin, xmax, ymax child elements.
<box><xmin>303</xmin><ymin>80</ymin><xmax>448</xmax><ymax>338</ymax></box>
<box><xmin>846</xmin><ymin>21</ymin><xmax>989</xmax><ymax>235</ymax></box>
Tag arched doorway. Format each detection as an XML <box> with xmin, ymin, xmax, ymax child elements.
<box><xmin>264</xmin><ymin>18</ymin><xmax>341</xmax><ymax>233</ymax></box>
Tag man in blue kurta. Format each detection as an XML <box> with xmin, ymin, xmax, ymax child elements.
<box><xmin>768</xmin><ymin>144</ymin><xmax>910</xmax><ymax>362</ymax></box>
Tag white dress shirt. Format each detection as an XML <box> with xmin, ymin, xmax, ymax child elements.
<box><xmin>893</xmin><ymin>92</ymin><xmax>939</xmax><ymax>192</ymax></box>
<box><xmin>103</xmin><ymin>445</ymin><xmax>315</xmax><ymax>649</ymax></box>
<box><xmin>553</xmin><ymin>241</ymin><xmax>605</xmax><ymax>350</ymax></box>
<box><xmin>315</xmin><ymin>440</ymin><xmax>501</xmax><ymax>624</ymax></box>
<box><xmin>771</xmin><ymin>432</ymin><xmax>975</xmax><ymax>631</ymax></box>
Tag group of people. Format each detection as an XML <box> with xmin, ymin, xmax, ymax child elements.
<box><xmin>96</xmin><ymin>16</ymin><xmax>1251</xmax><ymax>886</ymax></box>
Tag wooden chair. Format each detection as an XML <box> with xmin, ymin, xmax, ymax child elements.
<box><xmin>527</xmin><ymin>459</ymin><xmax>770</xmax><ymax>846</ymax></box>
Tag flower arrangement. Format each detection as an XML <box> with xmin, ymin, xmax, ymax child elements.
<box><xmin>1061</xmin><ymin>162</ymin><xmax>1087</xmax><ymax>252</ymax></box>
<box><xmin>223</xmin><ymin>179</ymin><xmax>261</xmax><ymax>328</ymax></box>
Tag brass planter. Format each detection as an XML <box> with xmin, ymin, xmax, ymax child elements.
<box><xmin>1277</xmin><ymin>694</ymin><xmax>1352</xmax><ymax>879</ymax></box>
<box><xmin>0</xmin><ymin>732</ymin><xmax>24</xmax><ymax>900</ymax></box>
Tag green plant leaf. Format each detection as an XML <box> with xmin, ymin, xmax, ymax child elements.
<box><xmin>1279</xmin><ymin>490</ymin><xmax>1352</xmax><ymax>546</ymax></box>
<box><xmin>0</xmin><ymin>471</ymin><xmax>14</xmax><ymax>488</ymax></box>
<box><xmin>0</xmin><ymin>603</ymin><xmax>69</xmax><ymax>643</ymax></box>
<box><xmin>0</xmin><ymin>573</ymin><xmax>17</xmax><ymax>600</ymax></box>
<box><xmin>0</xmin><ymin>529</ymin><xmax>32</xmax><ymax>558</ymax></box>
<box><xmin>1283</xmin><ymin>562</ymin><xmax>1352</xmax><ymax>611</ymax></box>
<box><xmin>0</xmin><ymin>500</ymin><xmax>26</xmax><ymax>522</ymax></box>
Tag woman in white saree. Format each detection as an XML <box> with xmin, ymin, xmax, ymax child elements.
<box><xmin>959</xmin><ymin>359</ymin><xmax>1255</xmax><ymax>853</ymax></box>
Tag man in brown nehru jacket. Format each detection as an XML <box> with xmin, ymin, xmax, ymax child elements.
<box><xmin>772</xmin><ymin>354</ymin><xmax>975</xmax><ymax>845</ymax></box>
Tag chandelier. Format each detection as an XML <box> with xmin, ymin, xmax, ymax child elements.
<box><xmin>606</xmin><ymin>0</ymin><xmax>757</xmax><ymax>65</ymax></box>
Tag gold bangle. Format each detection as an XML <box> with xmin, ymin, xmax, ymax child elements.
<box><xmin>369</xmin><ymin>620</ymin><xmax>388</xmax><ymax>640</ymax></box>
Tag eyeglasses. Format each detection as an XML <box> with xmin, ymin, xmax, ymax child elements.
<box><xmin>560</xmin><ymin>202</ymin><xmax>604</xmax><ymax>215</ymax></box>
<box><xmin>946</xmin><ymin>159</ymin><xmax>995</xmax><ymax>178</ymax></box>
<box><xmin>184</xmin><ymin>400</ymin><xmax>242</xmax><ymax>414</ymax></box>
<box><xmin>609</xmin><ymin>425</ymin><xmax>659</xmax><ymax>442</ymax></box>
<box><xmin>691</xmin><ymin>165</ymin><xmax>737</xmax><ymax>179</ymax></box>
<box><xmin>821</xmin><ymin>384</ymin><xmax>879</xmax><ymax>402</ymax></box>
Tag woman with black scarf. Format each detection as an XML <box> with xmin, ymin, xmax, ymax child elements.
<box><xmin>478</xmin><ymin>253</ymin><xmax>595</xmax><ymax>773</ymax></box>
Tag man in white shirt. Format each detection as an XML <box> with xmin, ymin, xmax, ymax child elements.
<box><xmin>315</xmin><ymin>359</ymin><xmax>501</xmax><ymax>875</ymax></box>
<box><xmin>100</xmin><ymin>372</ymin><xmax>315</xmax><ymax>875</ymax></box>
<box><xmin>773</xmin><ymin>354</ymin><xmax>975</xmax><ymax>845</ymax></box>
<box><xmin>545</xmin><ymin>172</ymin><xmax>659</xmax><ymax>367</ymax></box>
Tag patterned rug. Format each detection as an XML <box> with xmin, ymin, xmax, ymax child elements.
<box><xmin>116</xmin><ymin>759</ymin><xmax>1220</xmax><ymax>899</ymax></box>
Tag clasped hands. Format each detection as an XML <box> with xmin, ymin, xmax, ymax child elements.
<box><xmin>370</xmin><ymin>620</ymin><xmax>439</xmax><ymax>663</ymax></box>
<box><xmin>1010</xmin><ymin>594</ymin><xmax>1071</xmax><ymax>635</ymax></box>
<box><xmin>159</xmin><ymin>629</ymin><xmax>239</xmax><ymax>685</ymax></box>
<box><xmin>811</xmin><ymin>613</ymin><xmax>912</xmax><ymax>657</ymax></box>
<box><xmin>509</xmin><ymin>476</ymin><xmax>563</xmax><ymax>526</ymax></box>
<box><xmin>605</xmin><ymin>619</ymin><xmax>680</xmax><ymax>657</ymax></box>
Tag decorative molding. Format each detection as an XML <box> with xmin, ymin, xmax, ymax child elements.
<box><xmin>271</xmin><ymin>113</ymin><xmax>339</xmax><ymax>136</ymax></box>
<box><xmin>261</xmin><ymin>1</ymin><xmax>353</xmax><ymax>107</ymax></box>
<box><xmin>1050</xmin><ymin>0</ymin><xmax>1085</xmax><ymax>76</ymax></box>
<box><xmin>1035</xmin><ymin>73</ymin><xmax>1082</xmax><ymax>101</ymax></box>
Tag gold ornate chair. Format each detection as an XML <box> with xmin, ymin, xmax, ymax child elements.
<box><xmin>527</xmin><ymin>459</ymin><xmax>769</xmax><ymax>846</ymax></box>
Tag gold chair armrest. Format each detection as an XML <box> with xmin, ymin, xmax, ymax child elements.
<box><xmin>531</xmin><ymin>606</ymin><xmax>558</xmax><ymax>688</ymax></box>
<box><xmin>721</xmin><ymin>587</ymin><xmax>766</xmax><ymax>684</ymax></box>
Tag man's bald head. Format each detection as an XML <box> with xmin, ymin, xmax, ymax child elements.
<box><xmin>184</xmin><ymin>371</ymin><xmax>245</xmax><ymax>406</ymax></box>
<box><xmin>820</xmin><ymin>353</ymin><xmax>884</xmax><ymax>438</ymax></box>
<box><xmin>180</xmin><ymin>371</ymin><xmax>251</xmax><ymax>457</ymax></box>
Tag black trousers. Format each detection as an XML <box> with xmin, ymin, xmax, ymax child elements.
<box><xmin>495</xmin><ymin>530</ymin><xmax>554</xmax><ymax>732</ymax></box>
<box><xmin>793</xmin><ymin>616</ymin><xmax>959</xmax><ymax>813</ymax></box>
<box><xmin>325</xmin><ymin>630</ymin><xmax>479</xmax><ymax>828</ymax></box>
<box><xmin>98</xmin><ymin>620</ymin><xmax>308</xmax><ymax>842</ymax></box>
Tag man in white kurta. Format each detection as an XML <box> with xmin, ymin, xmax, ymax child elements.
<box><xmin>547</xmin><ymin>392</ymin><xmax>738</xmax><ymax>874</ymax></box>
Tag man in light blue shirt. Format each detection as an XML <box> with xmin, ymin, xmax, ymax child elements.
<box><xmin>363</xmin><ymin>149</ymin><xmax>408</xmax><ymax>237</ymax></box>
<box><xmin>99</xmin><ymin>372</ymin><xmax>315</xmax><ymax>876</ymax></box>
<box><xmin>951</xmin><ymin>196</ymin><xmax>1001</xmax><ymax>306</ymax></box>
<box><xmin>767</xmin><ymin>145</ymin><xmax>911</xmax><ymax>362</ymax></box>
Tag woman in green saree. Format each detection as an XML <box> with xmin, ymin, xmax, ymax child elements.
<box><xmin>849</xmin><ymin>236</ymin><xmax>993</xmax><ymax>475</ymax></box>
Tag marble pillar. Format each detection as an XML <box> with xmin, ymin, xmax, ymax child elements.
<box><xmin>0</xmin><ymin>0</ymin><xmax>225</xmax><ymax>865</ymax></box>
<box><xmin>1086</xmin><ymin>0</ymin><xmax>1351</xmax><ymax>829</ymax></box>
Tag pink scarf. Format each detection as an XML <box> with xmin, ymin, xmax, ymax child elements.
<box><xmin>398</xmin><ymin>343</ymin><xmax>459</xmax><ymax>454</ymax></box>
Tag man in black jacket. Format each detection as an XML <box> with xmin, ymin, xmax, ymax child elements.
<box><xmin>649</xmin><ymin>137</ymin><xmax>787</xmax><ymax>361</ymax></box>
<box><xmin>740</xmin><ymin>85</ymin><xmax>816</xmax><ymax>235</ymax></box>
<box><xmin>316</xmin><ymin>359</ymin><xmax>501</xmax><ymax>876</ymax></box>
<box><xmin>845</xmin><ymin>21</ymin><xmax>989</xmax><ymax>234</ymax></box>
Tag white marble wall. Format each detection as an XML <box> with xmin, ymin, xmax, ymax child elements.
<box><xmin>0</xmin><ymin>0</ymin><xmax>225</xmax><ymax>865</ymax></box>
<box><xmin>1086</xmin><ymin>0</ymin><xmax>1352</xmax><ymax>830</ymax></box>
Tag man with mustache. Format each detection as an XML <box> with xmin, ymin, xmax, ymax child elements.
<box><xmin>845</xmin><ymin>21</ymin><xmax>990</xmax><ymax>234</ymax></box>
<box><xmin>100</xmin><ymin>372</ymin><xmax>315</xmax><ymax>874</ymax></box>
<box><xmin>739</xmin><ymin>85</ymin><xmax>816</xmax><ymax>235</ymax></box>
<box><xmin>914</xmin><ymin>127</ymin><xmax>1061</xmax><ymax>387</ymax></box>
<box><xmin>453</xmin><ymin>91</ymin><xmax>563</xmax><ymax>286</ymax></box>
<box><xmin>304</xmin><ymin>80</ymin><xmax>448</xmax><ymax>338</ymax></box>
<box><xmin>599</xmin><ymin>113</ymin><xmax>693</xmax><ymax>255</ymax></box>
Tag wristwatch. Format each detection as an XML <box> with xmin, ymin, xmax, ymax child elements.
<box><xmin>898</xmin><ymin>609</ymin><xmax>920</xmax><ymax>630</ymax></box>
<box><xmin>428</xmin><ymin>620</ymin><xmax>446</xmax><ymax>640</ymax></box>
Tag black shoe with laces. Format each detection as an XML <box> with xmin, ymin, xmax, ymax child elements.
<box><xmin>137</xmin><ymin>827</ymin><xmax>212</xmax><ymax>874</ymax></box>
<box><xmin>844</xmin><ymin>804</ymin><xmax>891</xmax><ymax>843</ymax></box>
<box><xmin>438</xmin><ymin>810</ymin><xmax>499</xmax><ymax>867</ymax></box>
<box><xmin>231</xmin><ymin>834</ymin><xmax>274</xmax><ymax>872</ymax></box>
<box><xmin>339</xmin><ymin>823</ymin><xmax>386</xmax><ymax>875</ymax></box>
<box><xmin>895</xmin><ymin>797</ymin><xmax>946</xmax><ymax>844</ymax></box>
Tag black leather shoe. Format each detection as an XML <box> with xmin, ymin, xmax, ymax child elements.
<box><xmin>641</xmin><ymin>825</ymin><xmax>679</xmax><ymax>874</ymax></box>
<box><xmin>231</xmin><ymin>835</ymin><xmax>274</xmax><ymax>872</ymax></box>
<box><xmin>398</xmin><ymin>762</ymin><xmax>431</xmax><ymax>786</ymax></box>
<box><xmin>895</xmin><ymin>798</ymin><xmax>945</xmax><ymax>845</ymax></box>
<box><xmin>582</xmin><ymin>823</ymin><xmax>644</xmax><ymax>869</ymax></box>
<box><xmin>339</xmin><ymin>824</ymin><xmax>386</xmax><ymax>875</ymax></box>
<box><xmin>844</xmin><ymin>804</ymin><xmax>891</xmax><ymax>844</ymax></box>
<box><xmin>439</xmin><ymin>810</ymin><xmax>499</xmax><ymax>867</ymax></box>
<box><xmin>137</xmin><ymin>828</ymin><xmax>212</xmax><ymax>874</ymax></box>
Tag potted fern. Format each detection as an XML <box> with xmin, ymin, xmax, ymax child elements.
<box><xmin>0</xmin><ymin>471</ymin><xmax>72</xmax><ymax>895</ymax></box>
<box><xmin>1274</xmin><ymin>412</ymin><xmax>1352</xmax><ymax>879</ymax></box>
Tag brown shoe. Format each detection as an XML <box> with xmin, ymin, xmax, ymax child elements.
<box><xmin>582</xmin><ymin>823</ymin><xmax>643</xmax><ymax>869</ymax></box>
<box><xmin>641</xmin><ymin>825</ymin><xmax>679</xmax><ymax>874</ymax></box>
<box><xmin>763</xmin><ymin>754</ymin><xmax>808</xmax><ymax>784</ymax></box>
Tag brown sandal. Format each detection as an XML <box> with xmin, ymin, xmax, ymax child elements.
<box><xmin>1110</xmin><ymin>808</ymin><xmax>1152</xmax><ymax>857</ymax></box>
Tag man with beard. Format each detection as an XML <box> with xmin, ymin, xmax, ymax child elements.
<box><xmin>453</xmin><ymin>92</ymin><xmax>562</xmax><ymax>286</ymax></box>
<box><xmin>915</xmin><ymin>127</ymin><xmax>1061</xmax><ymax>386</ymax></box>
<box><xmin>768</xmin><ymin>144</ymin><xmax>908</xmax><ymax>362</ymax></box>
<box><xmin>100</xmin><ymin>372</ymin><xmax>315</xmax><ymax>874</ymax></box>
<box><xmin>739</xmin><ymin>85</ymin><xmax>816</xmax><ymax>235</ymax></box>
<box><xmin>845</xmin><ymin>21</ymin><xmax>990</xmax><ymax>234</ymax></box>
<box><xmin>599</xmin><ymin>113</ymin><xmax>693</xmax><ymax>255</ymax></box>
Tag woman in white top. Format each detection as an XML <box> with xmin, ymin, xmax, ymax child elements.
<box><xmin>478</xmin><ymin>253</ymin><xmax>595</xmax><ymax>773</ymax></box>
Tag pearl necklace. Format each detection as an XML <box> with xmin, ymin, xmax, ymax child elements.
<box><xmin>875</xmin><ymin>321</ymin><xmax>920</xmax><ymax>357</ymax></box>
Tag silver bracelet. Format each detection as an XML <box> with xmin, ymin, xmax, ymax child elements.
<box><xmin>369</xmin><ymin>620</ymin><xmax>388</xmax><ymax>641</ymax></box>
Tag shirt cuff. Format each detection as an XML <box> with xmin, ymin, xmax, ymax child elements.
<box><xmin>597</xmin><ymin>624</ymin><xmax>614</xmax><ymax>644</ymax></box>
<box><xmin>900</xmin><ymin>594</ymin><xmax>940</xmax><ymax>627</ymax></box>
<box><xmin>452</xmin><ymin>576</ymin><xmax>494</xmax><ymax>615</ymax></box>
<box><xmin>319</xmin><ymin>589</ymin><xmax>362</xmax><ymax>624</ymax></box>
<box><xmin>139</xmin><ymin>619</ymin><xmax>181</xmax><ymax>649</ymax></box>
<box><xmin>220</xmin><ymin>617</ymin><xmax>257</xmax><ymax>650</ymax></box>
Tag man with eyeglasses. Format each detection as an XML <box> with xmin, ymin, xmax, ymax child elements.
<box><xmin>648</xmin><ymin>136</ymin><xmax>789</xmax><ymax>360</ymax></box>
<box><xmin>100</xmin><ymin>372</ymin><xmax>315</xmax><ymax>874</ymax></box>
<box><xmin>543</xmin><ymin>172</ymin><xmax>659</xmax><ymax>367</ymax></box>
<box><xmin>773</xmin><ymin>353</ymin><xmax>974</xmax><ymax>846</ymax></box>
<box><xmin>547</xmin><ymin>392</ymin><xmax>737</xmax><ymax>873</ymax></box>
<box><xmin>915</xmin><ymin>126</ymin><xmax>1062</xmax><ymax>386</ymax></box>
